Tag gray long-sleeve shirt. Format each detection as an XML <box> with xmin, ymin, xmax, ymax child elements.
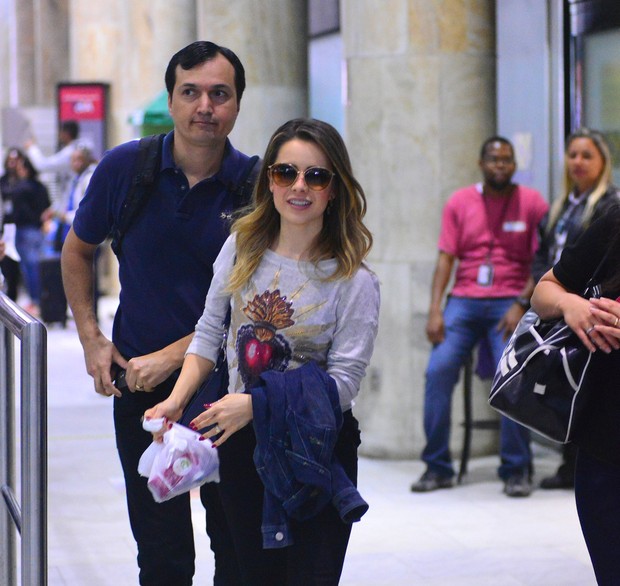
<box><xmin>187</xmin><ymin>235</ymin><xmax>381</xmax><ymax>410</ymax></box>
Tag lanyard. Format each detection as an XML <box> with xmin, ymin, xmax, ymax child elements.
<box><xmin>481</xmin><ymin>188</ymin><xmax>513</xmax><ymax>260</ymax></box>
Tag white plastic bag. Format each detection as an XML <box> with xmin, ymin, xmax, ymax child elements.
<box><xmin>138</xmin><ymin>418</ymin><xmax>220</xmax><ymax>503</ymax></box>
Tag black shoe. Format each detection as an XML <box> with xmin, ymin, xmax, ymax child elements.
<box><xmin>540</xmin><ymin>472</ymin><xmax>574</xmax><ymax>490</ymax></box>
<box><xmin>410</xmin><ymin>470</ymin><xmax>454</xmax><ymax>493</ymax></box>
<box><xmin>503</xmin><ymin>473</ymin><xmax>532</xmax><ymax>498</ymax></box>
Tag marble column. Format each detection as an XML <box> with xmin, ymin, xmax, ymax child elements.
<box><xmin>196</xmin><ymin>0</ymin><xmax>308</xmax><ymax>157</ymax></box>
<box><xmin>69</xmin><ymin>0</ymin><xmax>197</xmax><ymax>146</ymax></box>
<box><xmin>343</xmin><ymin>0</ymin><xmax>498</xmax><ymax>458</ymax></box>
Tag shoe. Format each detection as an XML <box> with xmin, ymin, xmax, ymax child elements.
<box><xmin>410</xmin><ymin>470</ymin><xmax>454</xmax><ymax>493</ymax></box>
<box><xmin>503</xmin><ymin>473</ymin><xmax>532</xmax><ymax>497</ymax></box>
<box><xmin>540</xmin><ymin>472</ymin><xmax>574</xmax><ymax>490</ymax></box>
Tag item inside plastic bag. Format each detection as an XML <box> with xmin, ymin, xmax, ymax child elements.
<box><xmin>138</xmin><ymin>417</ymin><xmax>220</xmax><ymax>503</ymax></box>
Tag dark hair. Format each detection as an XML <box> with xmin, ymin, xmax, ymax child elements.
<box><xmin>60</xmin><ymin>120</ymin><xmax>79</xmax><ymax>140</ymax></box>
<box><xmin>479</xmin><ymin>135</ymin><xmax>514</xmax><ymax>160</ymax></box>
<box><xmin>3</xmin><ymin>146</ymin><xmax>25</xmax><ymax>170</ymax></box>
<box><xmin>19</xmin><ymin>154</ymin><xmax>38</xmax><ymax>180</ymax></box>
<box><xmin>164</xmin><ymin>41</ymin><xmax>246</xmax><ymax>105</ymax></box>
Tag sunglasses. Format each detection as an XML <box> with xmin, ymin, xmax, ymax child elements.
<box><xmin>268</xmin><ymin>163</ymin><xmax>335</xmax><ymax>191</ymax></box>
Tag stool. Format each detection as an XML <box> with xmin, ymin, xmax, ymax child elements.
<box><xmin>457</xmin><ymin>353</ymin><xmax>499</xmax><ymax>484</ymax></box>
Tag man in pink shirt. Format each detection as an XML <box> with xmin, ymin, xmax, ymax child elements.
<box><xmin>411</xmin><ymin>136</ymin><xmax>548</xmax><ymax>498</ymax></box>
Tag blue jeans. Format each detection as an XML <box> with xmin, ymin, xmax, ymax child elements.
<box><xmin>15</xmin><ymin>226</ymin><xmax>44</xmax><ymax>304</ymax></box>
<box><xmin>575</xmin><ymin>449</ymin><xmax>620</xmax><ymax>586</ymax></box>
<box><xmin>422</xmin><ymin>296</ymin><xmax>531</xmax><ymax>480</ymax></box>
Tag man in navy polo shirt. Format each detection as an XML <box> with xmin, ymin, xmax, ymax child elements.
<box><xmin>62</xmin><ymin>41</ymin><xmax>255</xmax><ymax>585</ymax></box>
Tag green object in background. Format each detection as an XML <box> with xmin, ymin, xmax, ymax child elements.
<box><xmin>129</xmin><ymin>89</ymin><xmax>173</xmax><ymax>136</ymax></box>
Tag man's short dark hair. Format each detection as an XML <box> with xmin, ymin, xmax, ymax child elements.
<box><xmin>60</xmin><ymin>120</ymin><xmax>79</xmax><ymax>140</ymax></box>
<box><xmin>164</xmin><ymin>41</ymin><xmax>246</xmax><ymax>105</ymax></box>
<box><xmin>479</xmin><ymin>135</ymin><xmax>514</xmax><ymax>160</ymax></box>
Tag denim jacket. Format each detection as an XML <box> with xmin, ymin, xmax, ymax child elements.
<box><xmin>250</xmin><ymin>362</ymin><xmax>369</xmax><ymax>548</ymax></box>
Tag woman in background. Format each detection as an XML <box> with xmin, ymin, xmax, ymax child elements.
<box><xmin>0</xmin><ymin>148</ymin><xmax>25</xmax><ymax>300</ymax></box>
<box><xmin>2</xmin><ymin>150</ymin><xmax>50</xmax><ymax>314</ymax></box>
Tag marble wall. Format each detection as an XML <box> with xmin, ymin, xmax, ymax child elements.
<box><xmin>70</xmin><ymin>0</ymin><xmax>197</xmax><ymax>146</ymax></box>
<box><xmin>196</xmin><ymin>0</ymin><xmax>308</xmax><ymax>158</ymax></box>
<box><xmin>342</xmin><ymin>0</ymin><xmax>499</xmax><ymax>458</ymax></box>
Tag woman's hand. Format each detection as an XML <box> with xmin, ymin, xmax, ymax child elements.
<box><xmin>143</xmin><ymin>398</ymin><xmax>184</xmax><ymax>442</ymax></box>
<box><xmin>589</xmin><ymin>297</ymin><xmax>620</xmax><ymax>352</ymax></box>
<box><xmin>560</xmin><ymin>295</ymin><xmax>612</xmax><ymax>353</ymax></box>
<box><xmin>190</xmin><ymin>394</ymin><xmax>253</xmax><ymax>447</ymax></box>
<box><xmin>532</xmin><ymin>271</ymin><xmax>611</xmax><ymax>353</ymax></box>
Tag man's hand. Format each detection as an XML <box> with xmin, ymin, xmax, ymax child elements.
<box><xmin>125</xmin><ymin>350</ymin><xmax>178</xmax><ymax>393</ymax></box>
<box><xmin>426</xmin><ymin>309</ymin><xmax>445</xmax><ymax>344</ymax></box>
<box><xmin>496</xmin><ymin>303</ymin><xmax>527</xmax><ymax>340</ymax></box>
<box><xmin>82</xmin><ymin>332</ymin><xmax>128</xmax><ymax>398</ymax></box>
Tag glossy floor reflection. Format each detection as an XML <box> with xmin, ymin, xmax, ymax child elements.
<box><xmin>38</xmin><ymin>297</ymin><xmax>595</xmax><ymax>585</ymax></box>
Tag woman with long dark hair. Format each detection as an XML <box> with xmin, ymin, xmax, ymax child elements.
<box><xmin>1</xmin><ymin>149</ymin><xmax>50</xmax><ymax>313</ymax></box>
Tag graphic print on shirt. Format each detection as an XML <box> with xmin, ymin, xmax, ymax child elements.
<box><xmin>236</xmin><ymin>289</ymin><xmax>295</xmax><ymax>389</ymax></box>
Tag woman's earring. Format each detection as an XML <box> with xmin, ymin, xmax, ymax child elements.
<box><xmin>326</xmin><ymin>199</ymin><xmax>334</xmax><ymax>215</ymax></box>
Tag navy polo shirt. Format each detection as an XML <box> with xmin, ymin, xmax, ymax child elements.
<box><xmin>73</xmin><ymin>131</ymin><xmax>253</xmax><ymax>359</ymax></box>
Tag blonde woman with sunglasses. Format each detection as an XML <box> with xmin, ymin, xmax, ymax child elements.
<box><xmin>146</xmin><ymin>118</ymin><xmax>380</xmax><ymax>585</ymax></box>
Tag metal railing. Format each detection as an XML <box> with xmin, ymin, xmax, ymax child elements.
<box><xmin>0</xmin><ymin>292</ymin><xmax>47</xmax><ymax>585</ymax></box>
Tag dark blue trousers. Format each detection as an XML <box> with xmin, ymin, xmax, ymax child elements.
<box><xmin>114</xmin><ymin>380</ymin><xmax>241</xmax><ymax>585</ymax></box>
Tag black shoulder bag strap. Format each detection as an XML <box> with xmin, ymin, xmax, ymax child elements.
<box><xmin>110</xmin><ymin>133</ymin><xmax>164</xmax><ymax>256</ymax></box>
<box><xmin>230</xmin><ymin>154</ymin><xmax>261</xmax><ymax>211</ymax></box>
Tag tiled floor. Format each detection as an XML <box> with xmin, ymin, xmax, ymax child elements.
<box><xmin>13</xmin><ymin>297</ymin><xmax>597</xmax><ymax>584</ymax></box>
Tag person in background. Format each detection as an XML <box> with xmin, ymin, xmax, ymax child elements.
<box><xmin>25</xmin><ymin>120</ymin><xmax>81</xmax><ymax>199</ymax></box>
<box><xmin>49</xmin><ymin>144</ymin><xmax>98</xmax><ymax>251</ymax></box>
<box><xmin>2</xmin><ymin>152</ymin><xmax>51</xmax><ymax>315</ymax></box>
<box><xmin>531</xmin><ymin>206</ymin><xmax>620</xmax><ymax>585</ymax></box>
<box><xmin>532</xmin><ymin>128</ymin><xmax>620</xmax><ymax>491</ymax></box>
<box><xmin>410</xmin><ymin>136</ymin><xmax>548</xmax><ymax>498</ymax></box>
<box><xmin>0</xmin><ymin>148</ymin><xmax>24</xmax><ymax>300</ymax></box>
<box><xmin>145</xmin><ymin>118</ymin><xmax>380</xmax><ymax>585</ymax></box>
<box><xmin>62</xmin><ymin>41</ymin><xmax>258</xmax><ymax>585</ymax></box>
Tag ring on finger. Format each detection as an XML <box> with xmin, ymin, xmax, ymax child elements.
<box><xmin>586</xmin><ymin>326</ymin><xmax>595</xmax><ymax>335</ymax></box>
<box><xmin>614</xmin><ymin>317</ymin><xmax>619</xmax><ymax>328</ymax></box>
<box><xmin>214</xmin><ymin>424</ymin><xmax>222</xmax><ymax>434</ymax></box>
<box><xmin>135</xmin><ymin>384</ymin><xmax>144</xmax><ymax>391</ymax></box>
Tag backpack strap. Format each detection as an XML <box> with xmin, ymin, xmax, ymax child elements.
<box><xmin>231</xmin><ymin>155</ymin><xmax>261</xmax><ymax>211</ymax></box>
<box><xmin>110</xmin><ymin>133</ymin><xmax>164</xmax><ymax>256</ymax></box>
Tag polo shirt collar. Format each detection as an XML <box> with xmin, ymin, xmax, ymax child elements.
<box><xmin>160</xmin><ymin>131</ymin><xmax>242</xmax><ymax>186</ymax></box>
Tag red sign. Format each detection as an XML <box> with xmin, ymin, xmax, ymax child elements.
<box><xmin>58</xmin><ymin>84</ymin><xmax>106</xmax><ymax>121</ymax></box>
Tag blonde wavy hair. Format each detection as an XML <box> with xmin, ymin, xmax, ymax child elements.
<box><xmin>546</xmin><ymin>128</ymin><xmax>613</xmax><ymax>233</ymax></box>
<box><xmin>228</xmin><ymin>118</ymin><xmax>373</xmax><ymax>292</ymax></box>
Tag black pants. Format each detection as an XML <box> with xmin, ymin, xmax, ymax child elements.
<box><xmin>575</xmin><ymin>449</ymin><xmax>620</xmax><ymax>586</ymax></box>
<box><xmin>0</xmin><ymin>256</ymin><xmax>20</xmax><ymax>301</ymax></box>
<box><xmin>217</xmin><ymin>411</ymin><xmax>361</xmax><ymax>586</ymax></box>
<box><xmin>113</xmin><ymin>382</ymin><xmax>241</xmax><ymax>585</ymax></box>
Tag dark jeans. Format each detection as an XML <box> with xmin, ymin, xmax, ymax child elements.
<box><xmin>217</xmin><ymin>411</ymin><xmax>360</xmax><ymax>586</ymax></box>
<box><xmin>113</xmin><ymin>382</ymin><xmax>241</xmax><ymax>585</ymax></box>
<box><xmin>574</xmin><ymin>448</ymin><xmax>620</xmax><ymax>585</ymax></box>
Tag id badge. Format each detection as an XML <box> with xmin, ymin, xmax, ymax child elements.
<box><xmin>477</xmin><ymin>263</ymin><xmax>494</xmax><ymax>287</ymax></box>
